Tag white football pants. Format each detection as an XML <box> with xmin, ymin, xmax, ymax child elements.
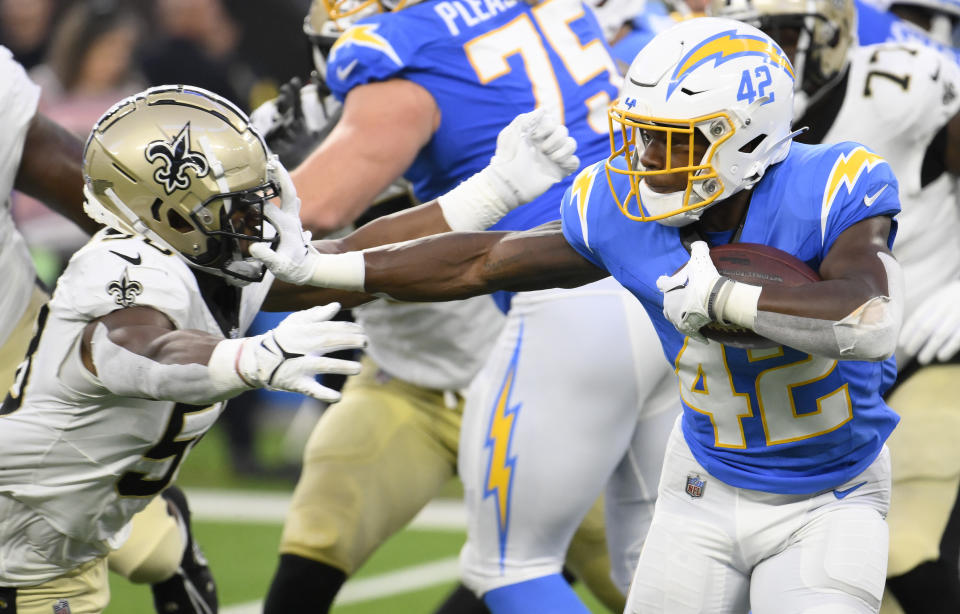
<box><xmin>458</xmin><ymin>277</ymin><xmax>679</xmax><ymax>596</ymax></box>
<box><xmin>626</xmin><ymin>419</ymin><xmax>891</xmax><ymax>614</ymax></box>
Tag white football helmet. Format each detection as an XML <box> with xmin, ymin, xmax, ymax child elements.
<box><xmin>709</xmin><ymin>0</ymin><xmax>856</xmax><ymax>117</ymax></box>
<box><xmin>607</xmin><ymin>16</ymin><xmax>796</xmax><ymax>226</ymax></box>
<box><xmin>83</xmin><ymin>85</ymin><xmax>277</xmax><ymax>284</ymax></box>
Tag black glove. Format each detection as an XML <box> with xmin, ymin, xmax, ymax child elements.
<box><xmin>257</xmin><ymin>73</ymin><xmax>341</xmax><ymax>168</ymax></box>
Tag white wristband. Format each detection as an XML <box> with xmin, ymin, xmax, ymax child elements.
<box><xmin>208</xmin><ymin>338</ymin><xmax>255</xmax><ymax>392</ymax></box>
<box><xmin>438</xmin><ymin>168</ymin><xmax>516</xmax><ymax>231</ymax></box>
<box><xmin>716</xmin><ymin>281</ymin><xmax>761</xmax><ymax>328</ymax></box>
<box><xmin>307</xmin><ymin>251</ymin><xmax>367</xmax><ymax>292</ymax></box>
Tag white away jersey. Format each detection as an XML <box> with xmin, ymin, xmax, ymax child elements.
<box><xmin>821</xmin><ymin>42</ymin><xmax>960</xmax><ymax>318</ymax></box>
<box><xmin>0</xmin><ymin>230</ymin><xmax>271</xmax><ymax>584</ymax></box>
<box><xmin>0</xmin><ymin>45</ymin><xmax>42</xmax><ymax>346</ymax></box>
<box><xmin>356</xmin><ymin>297</ymin><xmax>505</xmax><ymax>391</ymax></box>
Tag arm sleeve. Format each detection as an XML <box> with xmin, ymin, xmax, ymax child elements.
<box><xmin>88</xmin><ymin>324</ymin><xmax>250</xmax><ymax>404</ymax></box>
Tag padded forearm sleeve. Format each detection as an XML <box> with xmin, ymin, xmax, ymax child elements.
<box><xmin>752</xmin><ymin>253</ymin><xmax>904</xmax><ymax>361</ymax></box>
<box><xmin>89</xmin><ymin>324</ymin><xmax>251</xmax><ymax>404</ymax></box>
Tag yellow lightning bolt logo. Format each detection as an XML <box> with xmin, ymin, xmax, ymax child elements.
<box><xmin>668</xmin><ymin>30</ymin><xmax>794</xmax><ymax>99</ymax></box>
<box><xmin>568</xmin><ymin>162</ymin><xmax>601</xmax><ymax>251</ymax></box>
<box><xmin>821</xmin><ymin>147</ymin><xmax>887</xmax><ymax>238</ymax></box>
<box><xmin>484</xmin><ymin>326</ymin><xmax>523</xmax><ymax>565</ymax></box>
<box><xmin>329</xmin><ymin>24</ymin><xmax>402</xmax><ymax>66</ymax></box>
<box><xmin>572</xmin><ymin>163</ymin><xmax>601</xmax><ymax>221</ymax></box>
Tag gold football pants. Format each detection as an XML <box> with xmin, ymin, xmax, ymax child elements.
<box><xmin>279</xmin><ymin>356</ymin><xmax>625</xmax><ymax>611</ymax></box>
<box><xmin>880</xmin><ymin>364</ymin><xmax>960</xmax><ymax>614</ymax></box>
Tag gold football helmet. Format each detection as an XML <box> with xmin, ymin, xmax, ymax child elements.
<box><xmin>708</xmin><ymin>0</ymin><xmax>855</xmax><ymax>116</ymax></box>
<box><xmin>304</xmin><ymin>0</ymin><xmax>422</xmax><ymax>45</ymax></box>
<box><xmin>83</xmin><ymin>85</ymin><xmax>277</xmax><ymax>283</ymax></box>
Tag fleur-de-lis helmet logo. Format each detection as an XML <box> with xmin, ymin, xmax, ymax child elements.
<box><xmin>145</xmin><ymin>123</ymin><xmax>210</xmax><ymax>195</ymax></box>
<box><xmin>106</xmin><ymin>269</ymin><xmax>144</xmax><ymax>307</ymax></box>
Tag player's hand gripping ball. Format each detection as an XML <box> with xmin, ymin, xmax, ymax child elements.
<box><xmin>658</xmin><ymin>242</ymin><xmax>821</xmax><ymax>349</ymax></box>
<box><xmin>704</xmin><ymin>243</ymin><xmax>821</xmax><ymax>348</ymax></box>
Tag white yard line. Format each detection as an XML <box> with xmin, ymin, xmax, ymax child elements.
<box><xmin>185</xmin><ymin>488</ymin><xmax>466</xmax><ymax>612</ymax></box>
<box><xmin>184</xmin><ymin>488</ymin><xmax>467</xmax><ymax>530</ymax></box>
<box><xmin>220</xmin><ymin>556</ymin><xmax>461</xmax><ymax>614</ymax></box>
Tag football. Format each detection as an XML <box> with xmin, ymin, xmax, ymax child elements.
<box><xmin>703</xmin><ymin>243</ymin><xmax>821</xmax><ymax>349</ymax></box>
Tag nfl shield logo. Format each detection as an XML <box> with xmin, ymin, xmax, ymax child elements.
<box><xmin>53</xmin><ymin>599</ymin><xmax>71</xmax><ymax>613</ymax></box>
<box><xmin>685</xmin><ymin>474</ymin><xmax>706</xmax><ymax>498</ymax></box>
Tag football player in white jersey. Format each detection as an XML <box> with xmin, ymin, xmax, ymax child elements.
<box><xmin>0</xmin><ymin>48</ymin><xmax>222</xmax><ymax>614</ymax></box>
<box><xmin>710</xmin><ymin>2</ymin><xmax>960</xmax><ymax>612</ymax></box>
<box><xmin>0</xmin><ymin>85</ymin><xmax>373</xmax><ymax>614</ymax></box>
<box><xmin>0</xmin><ymin>80</ymin><xmax>581</xmax><ymax>614</ymax></box>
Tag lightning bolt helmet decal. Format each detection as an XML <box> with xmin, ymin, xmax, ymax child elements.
<box><xmin>667</xmin><ymin>29</ymin><xmax>795</xmax><ymax>100</ymax></box>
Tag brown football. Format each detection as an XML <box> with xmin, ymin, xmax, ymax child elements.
<box><xmin>703</xmin><ymin>243</ymin><xmax>821</xmax><ymax>349</ymax></box>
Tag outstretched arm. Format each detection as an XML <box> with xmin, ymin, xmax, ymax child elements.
<box><xmin>347</xmin><ymin>221</ymin><xmax>607</xmax><ymax>299</ymax></box>
<box><xmin>264</xmin><ymin>222</ymin><xmax>607</xmax><ymax>310</ymax></box>
<box><xmin>259</xmin><ymin>109</ymin><xmax>582</xmax><ymax>310</ymax></box>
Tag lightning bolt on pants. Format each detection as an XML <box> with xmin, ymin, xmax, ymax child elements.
<box><xmin>457</xmin><ymin>277</ymin><xmax>679</xmax><ymax>609</ymax></box>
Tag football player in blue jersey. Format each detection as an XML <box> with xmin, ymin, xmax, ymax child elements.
<box><xmin>256</xmin><ymin>0</ymin><xmax>677</xmax><ymax>613</ymax></box>
<box><xmin>709</xmin><ymin>1</ymin><xmax>960</xmax><ymax>611</ymax></box>
<box><xmin>858</xmin><ymin>0</ymin><xmax>960</xmax><ymax>61</ymax></box>
<box><xmin>254</xmin><ymin>16</ymin><xmax>906</xmax><ymax>612</ymax></box>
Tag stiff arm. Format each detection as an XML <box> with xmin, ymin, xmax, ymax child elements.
<box><xmin>362</xmin><ymin>221</ymin><xmax>607</xmax><ymax>300</ymax></box>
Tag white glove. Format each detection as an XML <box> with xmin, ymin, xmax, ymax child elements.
<box><xmin>251</xmin><ymin>165</ymin><xmax>365</xmax><ymax>290</ymax></box>
<box><xmin>656</xmin><ymin>241</ymin><xmax>723</xmax><ymax>343</ymax></box>
<box><xmin>487</xmin><ymin>107</ymin><xmax>581</xmax><ymax>207</ymax></box>
<box><xmin>439</xmin><ymin>107</ymin><xmax>580</xmax><ymax>231</ymax></box>
<box><xmin>233</xmin><ymin>303</ymin><xmax>366</xmax><ymax>401</ymax></box>
<box><xmin>254</xmin><ymin>158</ymin><xmax>321</xmax><ymax>284</ymax></box>
<box><xmin>899</xmin><ymin>279</ymin><xmax>960</xmax><ymax>364</ymax></box>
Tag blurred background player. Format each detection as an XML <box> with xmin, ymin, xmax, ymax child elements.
<box><xmin>256</xmin><ymin>1</ymin><xmax>680</xmax><ymax>613</ymax></box>
<box><xmin>859</xmin><ymin>0</ymin><xmax>960</xmax><ymax>52</ymax></box>
<box><xmin>252</xmin><ymin>16</ymin><xmax>905</xmax><ymax>611</ymax></box>
<box><xmin>0</xmin><ymin>47</ymin><xmax>224</xmax><ymax>614</ymax></box>
<box><xmin>0</xmin><ymin>84</ymin><xmax>368</xmax><ymax>614</ymax></box>
<box><xmin>598</xmin><ymin>0</ymin><xmax>708</xmax><ymax>68</ymax></box>
<box><xmin>709</xmin><ymin>2</ymin><xmax>960</xmax><ymax>612</ymax></box>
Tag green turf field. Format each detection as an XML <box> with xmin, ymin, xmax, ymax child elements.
<box><xmin>103</xmin><ymin>418</ymin><xmax>611</xmax><ymax>613</ymax></box>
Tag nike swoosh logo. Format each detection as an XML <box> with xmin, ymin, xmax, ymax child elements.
<box><xmin>833</xmin><ymin>481</ymin><xmax>867</xmax><ymax>499</ymax></box>
<box><xmin>336</xmin><ymin>59</ymin><xmax>359</xmax><ymax>82</ymax></box>
<box><xmin>109</xmin><ymin>250</ymin><xmax>142</xmax><ymax>266</ymax></box>
<box><xmin>863</xmin><ymin>185</ymin><xmax>887</xmax><ymax>207</ymax></box>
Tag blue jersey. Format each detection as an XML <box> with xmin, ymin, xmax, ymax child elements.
<box><xmin>326</xmin><ymin>0</ymin><xmax>619</xmax><ymax>232</ymax></box>
<box><xmin>560</xmin><ymin>141</ymin><xmax>901</xmax><ymax>494</ymax></box>
<box><xmin>856</xmin><ymin>0</ymin><xmax>960</xmax><ymax>64</ymax></box>
<box><xmin>609</xmin><ymin>1</ymin><xmax>672</xmax><ymax>66</ymax></box>
<box><xmin>611</xmin><ymin>3</ymin><xmax>692</xmax><ymax>68</ymax></box>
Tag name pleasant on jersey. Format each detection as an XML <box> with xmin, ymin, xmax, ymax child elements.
<box><xmin>434</xmin><ymin>0</ymin><xmax>518</xmax><ymax>36</ymax></box>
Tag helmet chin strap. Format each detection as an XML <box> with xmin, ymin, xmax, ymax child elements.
<box><xmin>637</xmin><ymin>181</ymin><xmax>708</xmax><ymax>227</ymax></box>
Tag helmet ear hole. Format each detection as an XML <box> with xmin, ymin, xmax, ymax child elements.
<box><xmin>166</xmin><ymin>210</ymin><xmax>193</xmax><ymax>233</ymax></box>
<box><xmin>150</xmin><ymin>198</ymin><xmax>163</xmax><ymax>222</ymax></box>
<box><xmin>738</xmin><ymin>134</ymin><xmax>768</xmax><ymax>154</ymax></box>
